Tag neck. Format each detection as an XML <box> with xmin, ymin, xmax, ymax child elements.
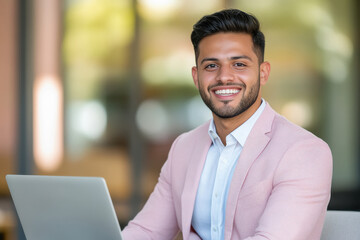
<box><xmin>213</xmin><ymin>98</ymin><xmax>262</xmax><ymax>145</ymax></box>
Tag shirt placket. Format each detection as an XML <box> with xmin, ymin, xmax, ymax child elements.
<box><xmin>211</xmin><ymin>138</ymin><xmax>236</xmax><ymax>240</ymax></box>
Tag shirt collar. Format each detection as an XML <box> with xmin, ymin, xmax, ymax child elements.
<box><xmin>208</xmin><ymin>99</ymin><xmax>266</xmax><ymax>147</ymax></box>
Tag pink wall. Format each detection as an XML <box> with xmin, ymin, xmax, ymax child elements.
<box><xmin>0</xmin><ymin>0</ymin><xmax>18</xmax><ymax>155</ymax></box>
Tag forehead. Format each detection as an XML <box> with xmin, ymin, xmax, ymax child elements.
<box><xmin>197</xmin><ymin>32</ymin><xmax>256</xmax><ymax>61</ymax></box>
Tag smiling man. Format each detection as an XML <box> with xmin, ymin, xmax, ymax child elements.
<box><xmin>192</xmin><ymin>32</ymin><xmax>270</xmax><ymax>145</ymax></box>
<box><xmin>122</xmin><ymin>9</ymin><xmax>332</xmax><ymax>240</ymax></box>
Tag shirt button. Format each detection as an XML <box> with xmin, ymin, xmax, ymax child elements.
<box><xmin>212</xmin><ymin>227</ymin><xmax>217</xmax><ymax>232</ymax></box>
<box><xmin>215</xmin><ymin>193</ymin><xmax>218</xmax><ymax>198</ymax></box>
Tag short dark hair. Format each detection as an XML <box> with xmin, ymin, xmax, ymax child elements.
<box><xmin>191</xmin><ymin>9</ymin><xmax>265</xmax><ymax>64</ymax></box>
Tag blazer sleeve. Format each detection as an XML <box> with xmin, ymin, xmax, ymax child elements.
<box><xmin>244</xmin><ymin>139</ymin><xmax>333</xmax><ymax>240</ymax></box>
<box><xmin>121</xmin><ymin>137</ymin><xmax>181</xmax><ymax>240</ymax></box>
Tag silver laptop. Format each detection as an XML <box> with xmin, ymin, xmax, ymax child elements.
<box><xmin>6</xmin><ymin>174</ymin><xmax>123</xmax><ymax>240</ymax></box>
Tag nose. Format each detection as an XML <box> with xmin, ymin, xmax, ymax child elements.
<box><xmin>216</xmin><ymin>65</ymin><xmax>234</xmax><ymax>83</ymax></box>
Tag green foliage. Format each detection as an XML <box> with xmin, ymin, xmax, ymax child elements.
<box><xmin>63</xmin><ymin>0</ymin><xmax>134</xmax><ymax>67</ymax></box>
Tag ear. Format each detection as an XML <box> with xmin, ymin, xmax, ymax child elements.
<box><xmin>192</xmin><ymin>66</ymin><xmax>199</xmax><ymax>89</ymax></box>
<box><xmin>259</xmin><ymin>61</ymin><xmax>271</xmax><ymax>86</ymax></box>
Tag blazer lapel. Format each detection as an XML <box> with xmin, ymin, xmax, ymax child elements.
<box><xmin>224</xmin><ymin>104</ymin><xmax>275</xmax><ymax>239</ymax></box>
<box><xmin>181</xmin><ymin>123</ymin><xmax>212</xmax><ymax>239</ymax></box>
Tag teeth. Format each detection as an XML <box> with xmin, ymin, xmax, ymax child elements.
<box><xmin>215</xmin><ymin>89</ymin><xmax>240</xmax><ymax>96</ymax></box>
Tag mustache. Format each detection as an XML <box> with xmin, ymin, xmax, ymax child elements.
<box><xmin>208</xmin><ymin>82</ymin><xmax>245</xmax><ymax>91</ymax></box>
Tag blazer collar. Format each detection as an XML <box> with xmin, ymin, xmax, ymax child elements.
<box><xmin>224</xmin><ymin>103</ymin><xmax>276</xmax><ymax>239</ymax></box>
<box><xmin>181</xmin><ymin>103</ymin><xmax>276</xmax><ymax>239</ymax></box>
<box><xmin>181</xmin><ymin>121</ymin><xmax>212</xmax><ymax>239</ymax></box>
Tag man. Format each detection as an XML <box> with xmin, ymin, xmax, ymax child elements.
<box><xmin>122</xmin><ymin>9</ymin><xmax>332</xmax><ymax>240</ymax></box>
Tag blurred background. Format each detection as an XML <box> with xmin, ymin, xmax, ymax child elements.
<box><xmin>0</xmin><ymin>0</ymin><xmax>359</xmax><ymax>239</ymax></box>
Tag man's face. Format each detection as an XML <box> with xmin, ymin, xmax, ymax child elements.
<box><xmin>192</xmin><ymin>32</ymin><xmax>270</xmax><ymax>119</ymax></box>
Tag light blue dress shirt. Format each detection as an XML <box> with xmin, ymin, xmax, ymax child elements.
<box><xmin>191</xmin><ymin>100</ymin><xmax>266</xmax><ymax>240</ymax></box>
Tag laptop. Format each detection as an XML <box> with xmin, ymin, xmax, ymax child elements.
<box><xmin>6</xmin><ymin>174</ymin><xmax>123</xmax><ymax>240</ymax></box>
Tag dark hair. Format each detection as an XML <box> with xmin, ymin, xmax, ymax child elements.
<box><xmin>191</xmin><ymin>9</ymin><xmax>265</xmax><ymax>63</ymax></box>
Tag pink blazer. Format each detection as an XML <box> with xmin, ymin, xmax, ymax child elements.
<box><xmin>122</xmin><ymin>104</ymin><xmax>333</xmax><ymax>240</ymax></box>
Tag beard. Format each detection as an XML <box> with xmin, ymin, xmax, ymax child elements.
<box><xmin>198</xmin><ymin>76</ymin><xmax>260</xmax><ymax>119</ymax></box>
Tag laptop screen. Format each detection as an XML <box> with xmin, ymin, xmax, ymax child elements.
<box><xmin>6</xmin><ymin>175</ymin><xmax>123</xmax><ymax>240</ymax></box>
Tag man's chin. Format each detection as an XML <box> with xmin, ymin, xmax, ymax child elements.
<box><xmin>212</xmin><ymin>108</ymin><xmax>243</xmax><ymax>119</ymax></box>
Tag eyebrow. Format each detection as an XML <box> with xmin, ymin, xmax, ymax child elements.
<box><xmin>200</xmin><ymin>55</ymin><xmax>253</xmax><ymax>65</ymax></box>
<box><xmin>200</xmin><ymin>58</ymin><xmax>218</xmax><ymax>65</ymax></box>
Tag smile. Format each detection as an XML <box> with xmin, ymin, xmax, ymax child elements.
<box><xmin>214</xmin><ymin>89</ymin><xmax>240</xmax><ymax>96</ymax></box>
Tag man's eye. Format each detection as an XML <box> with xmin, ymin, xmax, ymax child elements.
<box><xmin>205</xmin><ymin>64</ymin><xmax>217</xmax><ymax>69</ymax></box>
<box><xmin>234</xmin><ymin>62</ymin><xmax>246</xmax><ymax>67</ymax></box>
